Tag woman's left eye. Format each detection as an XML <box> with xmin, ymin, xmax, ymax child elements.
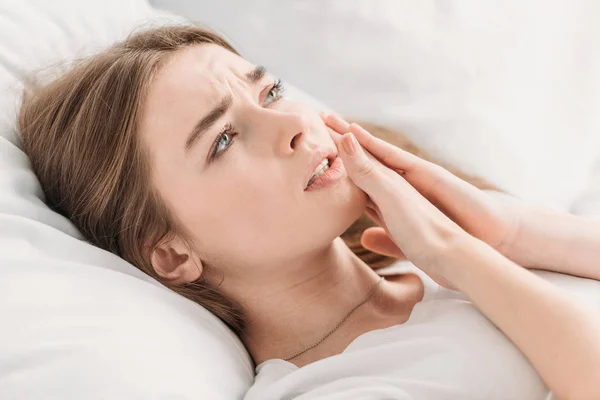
<box><xmin>208</xmin><ymin>79</ymin><xmax>286</xmax><ymax>162</ymax></box>
<box><xmin>264</xmin><ymin>78</ymin><xmax>285</xmax><ymax>106</ymax></box>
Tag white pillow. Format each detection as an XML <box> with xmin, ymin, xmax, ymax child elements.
<box><xmin>570</xmin><ymin>157</ymin><xmax>600</xmax><ymax>218</ymax></box>
<box><xmin>151</xmin><ymin>0</ymin><xmax>600</xmax><ymax>211</ymax></box>
<box><xmin>0</xmin><ymin>0</ymin><xmax>299</xmax><ymax>398</ymax></box>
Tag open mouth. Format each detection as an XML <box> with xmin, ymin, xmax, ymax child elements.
<box><xmin>306</xmin><ymin>157</ymin><xmax>331</xmax><ymax>188</ymax></box>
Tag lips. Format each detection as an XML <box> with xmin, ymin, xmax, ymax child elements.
<box><xmin>304</xmin><ymin>147</ymin><xmax>338</xmax><ymax>189</ymax></box>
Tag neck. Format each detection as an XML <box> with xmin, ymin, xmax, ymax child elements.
<box><xmin>220</xmin><ymin>237</ymin><xmax>417</xmax><ymax>367</ymax></box>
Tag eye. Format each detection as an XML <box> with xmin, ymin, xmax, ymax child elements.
<box><xmin>209</xmin><ymin>123</ymin><xmax>237</xmax><ymax>162</ymax></box>
<box><xmin>208</xmin><ymin>79</ymin><xmax>286</xmax><ymax>162</ymax></box>
<box><xmin>264</xmin><ymin>78</ymin><xmax>285</xmax><ymax>106</ymax></box>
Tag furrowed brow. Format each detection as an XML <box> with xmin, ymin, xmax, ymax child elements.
<box><xmin>184</xmin><ymin>65</ymin><xmax>267</xmax><ymax>153</ymax></box>
<box><xmin>185</xmin><ymin>95</ymin><xmax>232</xmax><ymax>153</ymax></box>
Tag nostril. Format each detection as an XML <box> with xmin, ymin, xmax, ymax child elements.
<box><xmin>291</xmin><ymin>132</ymin><xmax>302</xmax><ymax>149</ymax></box>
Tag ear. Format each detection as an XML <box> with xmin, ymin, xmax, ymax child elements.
<box><xmin>150</xmin><ymin>236</ymin><xmax>203</xmax><ymax>285</ymax></box>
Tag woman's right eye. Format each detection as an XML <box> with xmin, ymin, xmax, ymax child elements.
<box><xmin>209</xmin><ymin>123</ymin><xmax>237</xmax><ymax>161</ymax></box>
<box><xmin>208</xmin><ymin>78</ymin><xmax>286</xmax><ymax>163</ymax></box>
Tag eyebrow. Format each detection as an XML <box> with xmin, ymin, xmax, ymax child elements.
<box><xmin>184</xmin><ymin>65</ymin><xmax>267</xmax><ymax>153</ymax></box>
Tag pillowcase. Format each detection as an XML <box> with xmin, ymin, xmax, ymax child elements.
<box><xmin>0</xmin><ymin>0</ymin><xmax>284</xmax><ymax>398</ymax></box>
<box><xmin>150</xmin><ymin>0</ymin><xmax>600</xmax><ymax>211</ymax></box>
<box><xmin>0</xmin><ymin>1</ymin><xmax>336</xmax><ymax>398</ymax></box>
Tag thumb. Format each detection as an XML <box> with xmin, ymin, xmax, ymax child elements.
<box><xmin>361</xmin><ymin>227</ymin><xmax>407</xmax><ymax>260</ymax></box>
<box><xmin>335</xmin><ymin>132</ymin><xmax>385</xmax><ymax>195</ymax></box>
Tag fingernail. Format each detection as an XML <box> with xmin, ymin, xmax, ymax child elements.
<box><xmin>343</xmin><ymin>133</ymin><xmax>357</xmax><ymax>155</ymax></box>
<box><xmin>319</xmin><ymin>111</ymin><xmax>327</xmax><ymax>119</ymax></box>
<box><xmin>331</xmin><ymin>113</ymin><xmax>347</xmax><ymax>126</ymax></box>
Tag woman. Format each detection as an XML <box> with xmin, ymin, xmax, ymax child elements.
<box><xmin>18</xmin><ymin>24</ymin><xmax>600</xmax><ymax>399</ymax></box>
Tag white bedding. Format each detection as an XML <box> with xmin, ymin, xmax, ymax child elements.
<box><xmin>1</xmin><ymin>1</ymin><xmax>599</xmax><ymax>399</ymax></box>
<box><xmin>571</xmin><ymin>156</ymin><xmax>600</xmax><ymax>218</ymax></box>
<box><xmin>245</xmin><ymin>256</ymin><xmax>600</xmax><ymax>400</ymax></box>
<box><xmin>245</xmin><ymin>276</ymin><xmax>552</xmax><ymax>400</ymax></box>
<box><xmin>0</xmin><ymin>1</ymin><xmax>255</xmax><ymax>399</ymax></box>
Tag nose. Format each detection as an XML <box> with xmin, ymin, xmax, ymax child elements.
<box><xmin>281</xmin><ymin>112</ymin><xmax>310</xmax><ymax>151</ymax></box>
<box><xmin>253</xmin><ymin>109</ymin><xmax>311</xmax><ymax>155</ymax></box>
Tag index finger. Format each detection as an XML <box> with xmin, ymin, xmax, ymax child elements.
<box><xmin>327</xmin><ymin>120</ymin><xmax>386</xmax><ymax>170</ymax></box>
<box><xmin>323</xmin><ymin>113</ymin><xmax>421</xmax><ymax>174</ymax></box>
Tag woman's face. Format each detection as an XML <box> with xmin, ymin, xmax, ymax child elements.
<box><xmin>141</xmin><ymin>44</ymin><xmax>366</xmax><ymax>285</ymax></box>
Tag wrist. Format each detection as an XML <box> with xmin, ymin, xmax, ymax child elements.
<box><xmin>433</xmin><ymin>234</ymin><xmax>490</xmax><ymax>283</ymax></box>
<box><xmin>504</xmin><ymin>204</ymin><xmax>559</xmax><ymax>268</ymax></box>
<box><xmin>499</xmin><ymin>202</ymin><xmax>531</xmax><ymax>267</ymax></box>
<box><xmin>437</xmin><ymin>233</ymin><xmax>525</xmax><ymax>293</ymax></box>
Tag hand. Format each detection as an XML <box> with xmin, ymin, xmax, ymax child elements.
<box><xmin>321</xmin><ymin>114</ymin><xmax>475</xmax><ymax>289</ymax></box>
<box><xmin>322</xmin><ymin>113</ymin><xmax>523</xmax><ymax>267</ymax></box>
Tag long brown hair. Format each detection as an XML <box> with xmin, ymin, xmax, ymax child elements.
<box><xmin>18</xmin><ymin>24</ymin><xmax>495</xmax><ymax>336</ymax></box>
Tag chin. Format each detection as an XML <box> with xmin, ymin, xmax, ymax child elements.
<box><xmin>328</xmin><ymin>179</ymin><xmax>369</xmax><ymax>235</ymax></box>
<box><xmin>296</xmin><ymin>184</ymin><xmax>366</xmax><ymax>257</ymax></box>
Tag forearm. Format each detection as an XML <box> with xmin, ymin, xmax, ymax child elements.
<box><xmin>446</xmin><ymin>237</ymin><xmax>600</xmax><ymax>400</ymax></box>
<box><xmin>509</xmin><ymin>205</ymin><xmax>600</xmax><ymax>280</ymax></box>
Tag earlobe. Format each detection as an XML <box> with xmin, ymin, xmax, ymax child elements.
<box><xmin>150</xmin><ymin>237</ymin><xmax>203</xmax><ymax>285</ymax></box>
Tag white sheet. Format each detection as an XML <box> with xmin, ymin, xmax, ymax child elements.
<box><xmin>244</xmin><ymin>269</ymin><xmax>550</xmax><ymax>400</ymax></box>
<box><xmin>245</xmin><ymin>256</ymin><xmax>599</xmax><ymax>400</ymax></box>
<box><xmin>571</xmin><ymin>156</ymin><xmax>600</xmax><ymax>218</ymax></box>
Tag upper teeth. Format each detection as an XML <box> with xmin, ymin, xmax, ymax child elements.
<box><xmin>307</xmin><ymin>158</ymin><xmax>330</xmax><ymax>187</ymax></box>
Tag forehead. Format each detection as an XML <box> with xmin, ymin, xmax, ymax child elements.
<box><xmin>142</xmin><ymin>44</ymin><xmax>253</xmax><ymax>153</ymax></box>
<box><xmin>148</xmin><ymin>43</ymin><xmax>252</xmax><ymax>110</ymax></box>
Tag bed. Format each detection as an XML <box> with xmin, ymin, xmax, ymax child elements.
<box><xmin>1</xmin><ymin>1</ymin><xmax>599</xmax><ymax>398</ymax></box>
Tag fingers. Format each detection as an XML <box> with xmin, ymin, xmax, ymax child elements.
<box><xmin>322</xmin><ymin>112</ymin><xmax>421</xmax><ymax>174</ymax></box>
<box><xmin>322</xmin><ymin>112</ymin><xmax>484</xmax><ymax>213</ymax></box>
<box><xmin>334</xmin><ymin>131</ymin><xmax>387</xmax><ymax>197</ymax></box>
<box><xmin>334</xmin><ymin>127</ymin><xmax>415</xmax><ymax>218</ymax></box>
<box><xmin>361</xmin><ymin>227</ymin><xmax>407</xmax><ymax>260</ymax></box>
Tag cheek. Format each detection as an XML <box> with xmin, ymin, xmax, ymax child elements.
<box><xmin>326</xmin><ymin>178</ymin><xmax>369</xmax><ymax>228</ymax></box>
<box><xmin>173</xmin><ymin>179</ymin><xmax>276</xmax><ymax>250</ymax></box>
<box><xmin>205</xmin><ymin>176</ymin><xmax>367</xmax><ymax>243</ymax></box>
<box><xmin>168</xmin><ymin>168</ymin><xmax>368</xmax><ymax>267</ymax></box>
<box><xmin>184</xmin><ymin>188</ymin><xmax>298</xmax><ymax>264</ymax></box>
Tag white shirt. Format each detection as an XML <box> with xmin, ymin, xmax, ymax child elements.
<box><xmin>244</xmin><ymin>266</ymin><xmax>555</xmax><ymax>400</ymax></box>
